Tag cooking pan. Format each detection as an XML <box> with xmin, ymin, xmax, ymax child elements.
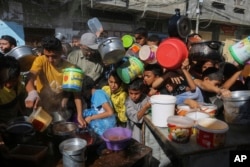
<box><xmin>98</xmin><ymin>37</ymin><xmax>125</xmax><ymax>65</ymax></box>
<box><xmin>189</xmin><ymin>41</ymin><xmax>225</xmax><ymax>62</ymax></box>
<box><xmin>168</xmin><ymin>9</ymin><xmax>191</xmax><ymax>39</ymax></box>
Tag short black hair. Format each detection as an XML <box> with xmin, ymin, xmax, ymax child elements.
<box><xmin>202</xmin><ymin>67</ymin><xmax>223</xmax><ymax>82</ymax></box>
<box><xmin>41</xmin><ymin>36</ymin><xmax>63</xmax><ymax>52</ymax></box>
<box><xmin>148</xmin><ymin>34</ymin><xmax>161</xmax><ymax>42</ymax></box>
<box><xmin>1</xmin><ymin>35</ymin><xmax>17</xmax><ymax>47</ymax></box>
<box><xmin>134</xmin><ymin>27</ymin><xmax>148</xmax><ymax>38</ymax></box>
<box><xmin>128</xmin><ymin>78</ymin><xmax>144</xmax><ymax>91</ymax></box>
<box><xmin>144</xmin><ymin>64</ymin><xmax>163</xmax><ymax>76</ymax></box>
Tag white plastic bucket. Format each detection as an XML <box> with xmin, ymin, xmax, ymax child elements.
<box><xmin>150</xmin><ymin>95</ymin><xmax>177</xmax><ymax>127</ymax></box>
<box><xmin>229</xmin><ymin>36</ymin><xmax>250</xmax><ymax>65</ymax></box>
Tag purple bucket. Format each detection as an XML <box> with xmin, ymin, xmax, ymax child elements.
<box><xmin>102</xmin><ymin>127</ymin><xmax>132</xmax><ymax>151</ymax></box>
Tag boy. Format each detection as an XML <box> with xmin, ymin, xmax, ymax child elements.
<box><xmin>0</xmin><ymin>56</ymin><xmax>27</xmax><ymax>124</ymax></box>
<box><xmin>125</xmin><ymin>78</ymin><xmax>151</xmax><ymax>143</ymax></box>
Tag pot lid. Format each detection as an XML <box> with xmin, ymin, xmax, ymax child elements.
<box><xmin>177</xmin><ymin>16</ymin><xmax>191</xmax><ymax>39</ymax></box>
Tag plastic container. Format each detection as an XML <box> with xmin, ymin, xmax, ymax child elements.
<box><xmin>28</xmin><ymin>107</ymin><xmax>52</xmax><ymax>132</ymax></box>
<box><xmin>156</xmin><ymin>38</ymin><xmax>188</xmax><ymax>69</ymax></box>
<box><xmin>200</xmin><ymin>103</ymin><xmax>217</xmax><ymax>117</ymax></box>
<box><xmin>102</xmin><ymin>127</ymin><xmax>132</xmax><ymax>151</ymax></box>
<box><xmin>59</xmin><ymin>138</ymin><xmax>87</xmax><ymax>167</ymax></box>
<box><xmin>121</xmin><ymin>34</ymin><xmax>135</xmax><ymax>49</ymax></box>
<box><xmin>167</xmin><ymin>116</ymin><xmax>194</xmax><ymax>143</ymax></box>
<box><xmin>229</xmin><ymin>36</ymin><xmax>250</xmax><ymax>65</ymax></box>
<box><xmin>62</xmin><ymin>68</ymin><xmax>84</xmax><ymax>92</ymax></box>
<box><xmin>150</xmin><ymin>95</ymin><xmax>177</xmax><ymax>127</ymax></box>
<box><xmin>125</xmin><ymin>43</ymin><xmax>141</xmax><ymax>57</ymax></box>
<box><xmin>176</xmin><ymin>104</ymin><xmax>196</xmax><ymax>116</ymax></box>
<box><xmin>185</xmin><ymin>111</ymin><xmax>210</xmax><ymax>122</ymax></box>
<box><xmin>196</xmin><ymin>118</ymin><xmax>228</xmax><ymax>148</ymax></box>
<box><xmin>116</xmin><ymin>56</ymin><xmax>144</xmax><ymax>84</ymax></box>
<box><xmin>87</xmin><ymin>17</ymin><xmax>103</xmax><ymax>37</ymax></box>
<box><xmin>139</xmin><ymin>45</ymin><xmax>158</xmax><ymax>64</ymax></box>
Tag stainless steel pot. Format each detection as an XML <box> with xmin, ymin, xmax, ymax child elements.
<box><xmin>222</xmin><ymin>90</ymin><xmax>250</xmax><ymax>124</ymax></box>
<box><xmin>189</xmin><ymin>41</ymin><xmax>225</xmax><ymax>62</ymax></box>
<box><xmin>98</xmin><ymin>37</ymin><xmax>125</xmax><ymax>65</ymax></box>
<box><xmin>5</xmin><ymin>45</ymin><xmax>37</xmax><ymax>72</ymax></box>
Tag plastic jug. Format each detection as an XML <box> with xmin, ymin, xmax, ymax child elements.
<box><xmin>28</xmin><ymin>107</ymin><xmax>52</xmax><ymax>132</ymax></box>
<box><xmin>87</xmin><ymin>17</ymin><xmax>103</xmax><ymax>37</ymax></box>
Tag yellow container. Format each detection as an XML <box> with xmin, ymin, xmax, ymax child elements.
<box><xmin>62</xmin><ymin>68</ymin><xmax>84</xmax><ymax>92</ymax></box>
<box><xmin>28</xmin><ymin>107</ymin><xmax>52</xmax><ymax>132</ymax></box>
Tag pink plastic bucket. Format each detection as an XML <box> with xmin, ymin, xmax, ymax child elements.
<box><xmin>156</xmin><ymin>38</ymin><xmax>188</xmax><ymax>69</ymax></box>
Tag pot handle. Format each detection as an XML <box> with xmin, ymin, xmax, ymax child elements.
<box><xmin>101</xmin><ymin>39</ymin><xmax>113</xmax><ymax>47</ymax></box>
<box><xmin>208</xmin><ymin>42</ymin><xmax>221</xmax><ymax>50</ymax></box>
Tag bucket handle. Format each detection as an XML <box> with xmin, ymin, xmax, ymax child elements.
<box><xmin>64</xmin><ymin>153</ymin><xmax>87</xmax><ymax>163</ymax></box>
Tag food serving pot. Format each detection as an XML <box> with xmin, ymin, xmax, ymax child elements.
<box><xmin>222</xmin><ymin>90</ymin><xmax>250</xmax><ymax>125</ymax></box>
<box><xmin>5</xmin><ymin>45</ymin><xmax>37</xmax><ymax>72</ymax></box>
<box><xmin>189</xmin><ymin>41</ymin><xmax>225</xmax><ymax>62</ymax></box>
<box><xmin>98</xmin><ymin>37</ymin><xmax>125</xmax><ymax>65</ymax></box>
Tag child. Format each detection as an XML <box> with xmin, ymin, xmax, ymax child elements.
<box><xmin>143</xmin><ymin>64</ymin><xmax>163</xmax><ymax>96</ymax></box>
<box><xmin>185</xmin><ymin>67</ymin><xmax>230</xmax><ymax>117</ymax></box>
<box><xmin>82</xmin><ymin>76</ymin><xmax>116</xmax><ymax>136</ymax></box>
<box><xmin>0</xmin><ymin>56</ymin><xmax>27</xmax><ymax>124</ymax></box>
<box><xmin>125</xmin><ymin>78</ymin><xmax>150</xmax><ymax>143</ymax></box>
<box><xmin>102</xmin><ymin>70</ymin><xmax>128</xmax><ymax>127</ymax></box>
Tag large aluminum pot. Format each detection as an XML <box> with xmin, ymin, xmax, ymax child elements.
<box><xmin>189</xmin><ymin>41</ymin><xmax>225</xmax><ymax>62</ymax></box>
<box><xmin>98</xmin><ymin>37</ymin><xmax>125</xmax><ymax>65</ymax></box>
<box><xmin>5</xmin><ymin>45</ymin><xmax>36</xmax><ymax>72</ymax></box>
<box><xmin>222</xmin><ymin>90</ymin><xmax>250</xmax><ymax>125</ymax></box>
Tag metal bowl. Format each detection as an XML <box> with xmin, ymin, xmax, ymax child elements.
<box><xmin>222</xmin><ymin>90</ymin><xmax>250</xmax><ymax>124</ymax></box>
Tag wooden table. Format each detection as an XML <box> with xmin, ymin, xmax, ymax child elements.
<box><xmin>143</xmin><ymin>115</ymin><xmax>250</xmax><ymax>167</ymax></box>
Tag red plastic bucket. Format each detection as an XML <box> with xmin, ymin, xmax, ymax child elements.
<box><xmin>156</xmin><ymin>38</ymin><xmax>188</xmax><ymax>69</ymax></box>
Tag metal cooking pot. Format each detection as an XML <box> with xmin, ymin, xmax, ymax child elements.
<box><xmin>5</xmin><ymin>45</ymin><xmax>37</xmax><ymax>72</ymax></box>
<box><xmin>2</xmin><ymin>121</ymin><xmax>36</xmax><ymax>146</ymax></box>
<box><xmin>98</xmin><ymin>37</ymin><xmax>125</xmax><ymax>65</ymax></box>
<box><xmin>222</xmin><ymin>90</ymin><xmax>250</xmax><ymax>125</ymax></box>
<box><xmin>52</xmin><ymin>122</ymin><xmax>78</xmax><ymax>146</ymax></box>
<box><xmin>168</xmin><ymin>9</ymin><xmax>191</xmax><ymax>39</ymax></box>
<box><xmin>189</xmin><ymin>41</ymin><xmax>225</xmax><ymax>62</ymax></box>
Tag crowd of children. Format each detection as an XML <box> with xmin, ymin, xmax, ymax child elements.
<box><xmin>1</xmin><ymin>27</ymin><xmax>249</xmax><ymax>144</ymax></box>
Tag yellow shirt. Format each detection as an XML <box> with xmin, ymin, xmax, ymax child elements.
<box><xmin>102</xmin><ymin>85</ymin><xmax>128</xmax><ymax>122</ymax></box>
<box><xmin>30</xmin><ymin>55</ymin><xmax>75</xmax><ymax>93</ymax></box>
<box><xmin>30</xmin><ymin>55</ymin><xmax>75</xmax><ymax>112</ymax></box>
